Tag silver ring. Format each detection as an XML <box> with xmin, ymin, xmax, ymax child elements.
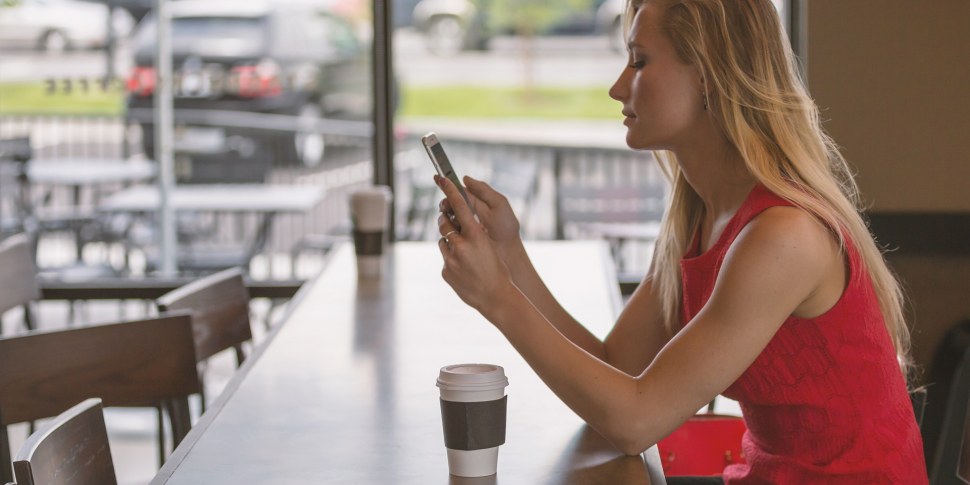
<box><xmin>443</xmin><ymin>229</ymin><xmax>459</xmax><ymax>244</ymax></box>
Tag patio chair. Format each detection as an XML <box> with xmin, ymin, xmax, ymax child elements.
<box><xmin>0</xmin><ymin>138</ymin><xmax>31</xmax><ymax>239</ymax></box>
<box><xmin>556</xmin><ymin>183</ymin><xmax>665</xmax><ymax>283</ymax></box>
<box><xmin>0</xmin><ymin>313</ymin><xmax>201</xmax><ymax>483</ymax></box>
<box><xmin>13</xmin><ymin>398</ymin><xmax>117</xmax><ymax>485</ymax></box>
<box><xmin>0</xmin><ymin>234</ymin><xmax>40</xmax><ymax>334</ymax></box>
<box><xmin>0</xmin><ymin>137</ymin><xmax>122</xmax><ymax>320</ymax></box>
<box><xmin>488</xmin><ymin>157</ymin><xmax>539</xmax><ymax>230</ymax></box>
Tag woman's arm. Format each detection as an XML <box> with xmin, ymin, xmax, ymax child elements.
<box><xmin>437</xmin><ymin>176</ymin><xmax>840</xmax><ymax>454</ymax></box>
<box><xmin>441</xmin><ymin>176</ymin><xmax>670</xmax><ymax>374</ymax></box>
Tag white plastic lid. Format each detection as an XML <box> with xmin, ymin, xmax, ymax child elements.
<box><xmin>436</xmin><ymin>363</ymin><xmax>508</xmax><ymax>391</ymax></box>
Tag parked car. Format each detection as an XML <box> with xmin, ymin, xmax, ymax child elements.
<box><xmin>0</xmin><ymin>0</ymin><xmax>134</xmax><ymax>53</ymax></box>
<box><xmin>393</xmin><ymin>0</ymin><xmax>423</xmax><ymax>28</ymax></box>
<box><xmin>98</xmin><ymin>0</ymin><xmax>154</xmax><ymax>23</ymax></box>
<box><xmin>411</xmin><ymin>0</ymin><xmax>624</xmax><ymax>56</ymax></box>
<box><xmin>126</xmin><ymin>0</ymin><xmax>373</xmax><ymax>175</ymax></box>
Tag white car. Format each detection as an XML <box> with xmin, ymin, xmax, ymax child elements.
<box><xmin>0</xmin><ymin>0</ymin><xmax>134</xmax><ymax>53</ymax></box>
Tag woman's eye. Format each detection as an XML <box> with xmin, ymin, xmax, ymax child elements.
<box><xmin>628</xmin><ymin>60</ymin><xmax>646</xmax><ymax>69</ymax></box>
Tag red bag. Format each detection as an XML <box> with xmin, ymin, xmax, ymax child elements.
<box><xmin>657</xmin><ymin>414</ymin><xmax>747</xmax><ymax>476</ymax></box>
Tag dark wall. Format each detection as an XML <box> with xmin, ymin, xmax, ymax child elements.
<box><xmin>805</xmin><ymin>0</ymin><xmax>970</xmax><ymax>381</ymax></box>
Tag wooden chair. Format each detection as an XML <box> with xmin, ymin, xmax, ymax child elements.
<box><xmin>0</xmin><ymin>314</ymin><xmax>201</xmax><ymax>483</ymax></box>
<box><xmin>0</xmin><ymin>233</ymin><xmax>39</xmax><ymax>334</ymax></box>
<box><xmin>12</xmin><ymin>398</ymin><xmax>117</xmax><ymax>485</ymax></box>
<box><xmin>930</xmin><ymin>347</ymin><xmax>970</xmax><ymax>485</ymax></box>
<box><xmin>155</xmin><ymin>267</ymin><xmax>254</xmax><ymax>412</ymax></box>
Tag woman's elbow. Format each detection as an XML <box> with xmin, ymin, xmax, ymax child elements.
<box><xmin>602</xmin><ymin>416</ymin><xmax>654</xmax><ymax>456</ymax></box>
<box><xmin>612</xmin><ymin>434</ymin><xmax>652</xmax><ymax>456</ymax></box>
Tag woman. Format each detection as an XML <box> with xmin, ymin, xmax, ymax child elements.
<box><xmin>433</xmin><ymin>0</ymin><xmax>927</xmax><ymax>482</ymax></box>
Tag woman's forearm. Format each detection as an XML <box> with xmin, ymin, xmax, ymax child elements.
<box><xmin>483</xmin><ymin>285</ymin><xmax>663</xmax><ymax>455</ymax></box>
<box><xmin>503</xmin><ymin>239</ymin><xmax>608</xmax><ymax>361</ymax></box>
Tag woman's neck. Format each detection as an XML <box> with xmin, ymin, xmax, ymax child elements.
<box><xmin>674</xmin><ymin>141</ymin><xmax>756</xmax><ymax>219</ymax></box>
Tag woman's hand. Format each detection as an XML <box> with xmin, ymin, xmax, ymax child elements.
<box><xmin>438</xmin><ymin>175</ymin><xmax>521</xmax><ymax>261</ymax></box>
<box><xmin>435</xmin><ymin>175</ymin><xmax>518</xmax><ymax>318</ymax></box>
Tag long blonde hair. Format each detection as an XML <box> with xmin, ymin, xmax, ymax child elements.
<box><xmin>626</xmin><ymin>0</ymin><xmax>912</xmax><ymax>377</ymax></box>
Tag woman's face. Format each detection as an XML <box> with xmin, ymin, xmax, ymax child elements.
<box><xmin>609</xmin><ymin>3</ymin><xmax>706</xmax><ymax>151</ymax></box>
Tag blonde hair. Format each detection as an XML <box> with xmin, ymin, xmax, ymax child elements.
<box><xmin>625</xmin><ymin>0</ymin><xmax>912</xmax><ymax>377</ymax></box>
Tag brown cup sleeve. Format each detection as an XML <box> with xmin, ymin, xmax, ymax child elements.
<box><xmin>439</xmin><ymin>396</ymin><xmax>507</xmax><ymax>451</ymax></box>
<box><xmin>353</xmin><ymin>230</ymin><xmax>384</xmax><ymax>256</ymax></box>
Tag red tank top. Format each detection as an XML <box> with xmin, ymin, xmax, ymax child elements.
<box><xmin>679</xmin><ymin>185</ymin><xmax>927</xmax><ymax>484</ymax></box>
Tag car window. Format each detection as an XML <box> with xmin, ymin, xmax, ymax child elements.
<box><xmin>286</xmin><ymin>11</ymin><xmax>360</xmax><ymax>59</ymax></box>
<box><xmin>172</xmin><ymin>16</ymin><xmax>266</xmax><ymax>45</ymax></box>
<box><xmin>134</xmin><ymin>14</ymin><xmax>269</xmax><ymax>59</ymax></box>
<box><xmin>319</xmin><ymin>14</ymin><xmax>360</xmax><ymax>55</ymax></box>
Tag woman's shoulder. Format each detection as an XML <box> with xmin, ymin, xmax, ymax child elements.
<box><xmin>733</xmin><ymin>205</ymin><xmax>840</xmax><ymax>263</ymax></box>
<box><xmin>702</xmin><ymin>204</ymin><xmax>846</xmax><ymax>326</ymax></box>
<box><xmin>721</xmin><ymin>204</ymin><xmax>842</xmax><ymax>290</ymax></box>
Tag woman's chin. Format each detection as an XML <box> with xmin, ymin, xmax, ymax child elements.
<box><xmin>624</xmin><ymin>133</ymin><xmax>652</xmax><ymax>151</ymax></box>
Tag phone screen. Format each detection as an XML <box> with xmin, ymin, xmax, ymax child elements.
<box><xmin>429</xmin><ymin>142</ymin><xmax>461</xmax><ymax>188</ymax></box>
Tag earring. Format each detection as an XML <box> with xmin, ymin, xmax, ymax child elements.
<box><xmin>702</xmin><ymin>91</ymin><xmax>709</xmax><ymax>111</ymax></box>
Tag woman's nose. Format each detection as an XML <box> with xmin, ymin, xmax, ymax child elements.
<box><xmin>609</xmin><ymin>69</ymin><xmax>628</xmax><ymax>102</ymax></box>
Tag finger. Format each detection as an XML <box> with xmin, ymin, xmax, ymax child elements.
<box><xmin>438</xmin><ymin>199</ymin><xmax>461</xmax><ymax>232</ymax></box>
<box><xmin>437</xmin><ymin>212</ymin><xmax>458</xmax><ymax>235</ymax></box>
<box><xmin>436</xmin><ymin>175</ymin><xmax>476</xmax><ymax>234</ymax></box>
<box><xmin>438</xmin><ymin>197</ymin><xmax>453</xmax><ymax>214</ymax></box>
<box><xmin>438</xmin><ymin>234</ymin><xmax>449</xmax><ymax>256</ymax></box>
<box><xmin>464</xmin><ymin>176</ymin><xmax>506</xmax><ymax>209</ymax></box>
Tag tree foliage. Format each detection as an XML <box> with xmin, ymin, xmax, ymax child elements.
<box><xmin>481</xmin><ymin>0</ymin><xmax>598</xmax><ymax>37</ymax></box>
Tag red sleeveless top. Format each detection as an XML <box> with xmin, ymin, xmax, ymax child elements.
<box><xmin>679</xmin><ymin>185</ymin><xmax>927</xmax><ymax>484</ymax></box>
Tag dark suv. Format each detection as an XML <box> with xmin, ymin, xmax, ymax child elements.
<box><xmin>126</xmin><ymin>1</ymin><xmax>372</xmax><ymax>180</ymax></box>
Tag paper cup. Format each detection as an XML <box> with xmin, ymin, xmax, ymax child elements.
<box><xmin>437</xmin><ymin>364</ymin><xmax>509</xmax><ymax>477</ymax></box>
<box><xmin>349</xmin><ymin>186</ymin><xmax>391</xmax><ymax>277</ymax></box>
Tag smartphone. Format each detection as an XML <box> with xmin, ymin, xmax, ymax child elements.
<box><xmin>421</xmin><ymin>132</ymin><xmax>476</xmax><ymax>214</ymax></box>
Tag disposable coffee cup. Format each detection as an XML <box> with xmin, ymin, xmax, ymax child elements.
<box><xmin>437</xmin><ymin>364</ymin><xmax>509</xmax><ymax>477</ymax></box>
<box><xmin>349</xmin><ymin>186</ymin><xmax>392</xmax><ymax>277</ymax></box>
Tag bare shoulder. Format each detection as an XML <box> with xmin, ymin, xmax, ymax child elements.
<box><xmin>731</xmin><ymin>205</ymin><xmax>840</xmax><ymax>267</ymax></box>
<box><xmin>708</xmin><ymin>205</ymin><xmax>843</xmax><ymax>323</ymax></box>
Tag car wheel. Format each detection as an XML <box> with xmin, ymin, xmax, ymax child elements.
<box><xmin>426</xmin><ymin>15</ymin><xmax>466</xmax><ymax>57</ymax></box>
<box><xmin>39</xmin><ymin>30</ymin><xmax>70</xmax><ymax>54</ymax></box>
<box><xmin>277</xmin><ymin>103</ymin><xmax>326</xmax><ymax>168</ymax></box>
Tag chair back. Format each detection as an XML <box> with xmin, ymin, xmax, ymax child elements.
<box><xmin>930</xmin><ymin>347</ymin><xmax>970</xmax><ymax>485</ymax></box>
<box><xmin>0</xmin><ymin>234</ymin><xmax>40</xmax><ymax>331</ymax></box>
<box><xmin>13</xmin><ymin>398</ymin><xmax>117</xmax><ymax>485</ymax></box>
<box><xmin>0</xmin><ymin>314</ymin><xmax>201</xmax><ymax>483</ymax></box>
<box><xmin>489</xmin><ymin>158</ymin><xmax>539</xmax><ymax>218</ymax></box>
<box><xmin>156</xmin><ymin>267</ymin><xmax>253</xmax><ymax>365</ymax></box>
